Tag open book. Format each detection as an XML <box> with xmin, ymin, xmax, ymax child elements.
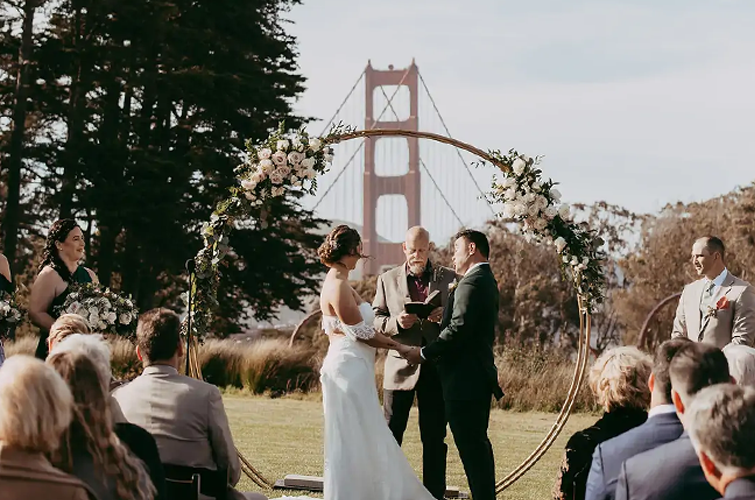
<box><xmin>404</xmin><ymin>290</ymin><xmax>442</xmax><ymax>319</ymax></box>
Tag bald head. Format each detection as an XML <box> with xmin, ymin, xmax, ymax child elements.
<box><xmin>403</xmin><ymin>226</ymin><xmax>431</xmax><ymax>275</ymax></box>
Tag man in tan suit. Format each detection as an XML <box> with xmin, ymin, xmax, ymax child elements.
<box><xmin>372</xmin><ymin>226</ymin><xmax>457</xmax><ymax>500</ymax></box>
<box><xmin>112</xmin><ymin>309</ymin><xmax>266</xmax><ymax>500</ymax></box>
<box><xmin>672</xmin><ymin>236</ymin><xmax>755</xmax><ymax>348</ymax></box>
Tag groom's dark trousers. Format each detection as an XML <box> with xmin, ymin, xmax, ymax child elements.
<box><xmin>383</xmin><ymin>357</ymin><xmax>447</xmax><ymax>500</ymax></box>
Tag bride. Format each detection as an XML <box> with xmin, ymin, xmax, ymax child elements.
<box><xmin>278</xmin><ymin>224</ymin><xmax>437</xmax><ymax>500</ymax></box>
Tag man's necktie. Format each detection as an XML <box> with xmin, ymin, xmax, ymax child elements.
<box><xmin>703</xmin><ymin>281</ymin><xmax>715</xmax><ymax>300</ymax></box>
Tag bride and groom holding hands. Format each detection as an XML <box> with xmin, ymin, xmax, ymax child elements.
<box><xmin>286</xmin><ymin>224</ymin><xmax>503</xmax><ymax>500</ymax></box>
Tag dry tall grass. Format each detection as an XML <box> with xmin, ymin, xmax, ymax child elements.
<box><xmin>3</xmin><ymin>336</ymin><xmax>598</xmax><ymax>412</ymax></box>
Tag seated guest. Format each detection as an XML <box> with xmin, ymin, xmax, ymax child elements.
<box><xmin>112</xmin><ymin>308</ymin><xmax>267</xmax><ymax>500</ymax></box>
<box><xmin>47</xmin><ymin>346</ymin><xmax>156</xmax><ymax>500</ymax></box>
<box><xmin>615</xmin><ymin>342</ymin><xmax>732</xmax><ymax>500</ymax></box>
<box><xmin>48</xmin><ymin>313</ymin><xmax>91</xmax><ymax>351</ymax></box>
<box><xmin>687</xmin><ymin>384</ymin><xmax>755</xmax><ymax>499</ymax></box>
<box><xmin>585</xmin><ymin>338</ymin><xmax>690</xmax><ymax>500</ymax></box>
<box><xmin>53</xmin><ymin>334</ymin><xmax>166</xmax><ymax>499</ymax></box>
<box><xmin>553</xmin><ymin>347</ymin><xmax>652</xmax><ymax>500</ymax></box>
<box><xmin>723</xmin><ymin>344</ymin><xmax>755</xmax><ymax>386</ymax></box>
<box><xmin>0</xmin><ymin>355</ymin><xmax>94</xmax><ymax>500</ymax></box>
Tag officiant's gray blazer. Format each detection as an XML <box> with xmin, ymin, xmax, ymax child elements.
<box><xmin>671</xmin><ymin>271</ymin><xmax>755</xmax><ymax>348</ymax></box>
<box><xmin>373</xmin><ymin>263</ymin><xmax>457</xmax><ymax>391</ymax></box>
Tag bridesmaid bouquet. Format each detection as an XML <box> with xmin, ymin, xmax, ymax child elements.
<box><xmin>0</xmin><ymin>291</ymin><xmax>22</xmax><ymax>337</ymax></box>
<box><xmin>56</xmin><ymin>283</ymin><xmax>139</xmax><ymax>340</ymax></box>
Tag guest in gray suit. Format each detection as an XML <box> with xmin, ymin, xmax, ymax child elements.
<box><xmin>112</xmin><ymin>308</ymin><xmax>266</xmax><ymax>500</ymax></box>
<box><xmin>615</xmin><ymin>342</ymin><xmax>733</xmax><ymax>500</ymax></box>
<box><xmin>372</xmin><ymin>226</ymin><xmax>457</xmax><ymax>500</ymax></box>
<box><xmin>688</xmin><ymin>384</ymin><xmax>755</xmax><ymax>499</ymax></box>
<box><xmin>585</xmin><ymin>339</ymin><xmax>690</xmax><ymax>500</ymax></box>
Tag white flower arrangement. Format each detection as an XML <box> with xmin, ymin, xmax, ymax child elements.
<box><xmin>486</xmin><ymin>150</ymin><xmax>606</xmax><ymax>309</ymax></box>
<box><xmin>0</xmin><ymin>292</ymin><xmax>22</xmax><ymax>336</ymax></box>
<box><xmin>235</xmin><ymin>124</ymin><xmax>337</xmax><ymax>207</ymax></box>
<box><xmin>56</xmin><ymin>283</ymin><xmax>139</xmax><ymax>340</ymax></box>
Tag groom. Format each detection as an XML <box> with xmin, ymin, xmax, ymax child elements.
<box><xmin>406</xmin><ymin>229</ymin><xmax>504</xmax><ymax>500</ymax></box>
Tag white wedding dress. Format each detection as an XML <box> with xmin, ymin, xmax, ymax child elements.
<box><xmin>275</xmin><ymin>302</ymin><xmax>436</xmax><ymax>500</ymax></box>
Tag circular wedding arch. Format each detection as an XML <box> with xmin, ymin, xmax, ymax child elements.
<box><xmin>185</xmin><ymin>128</ymin><xmax>598</xmax><ymax>495</ymax></box>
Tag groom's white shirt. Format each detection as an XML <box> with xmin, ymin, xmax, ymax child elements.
<box><xmin>420</xmin><ymin>262</ymin><xmax>489</xmax><ymax>360</ymax></box>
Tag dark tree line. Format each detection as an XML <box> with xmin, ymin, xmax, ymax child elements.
<box><xmin>0</xmin><ymin>0</ymin><xmax>327</xmax><ymax>335</ymax></box>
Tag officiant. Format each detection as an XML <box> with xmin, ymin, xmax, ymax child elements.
<box><xmin>373</xmin><ymin>226</ymin><xmax>458</xmax><ymax>500</ymax></box>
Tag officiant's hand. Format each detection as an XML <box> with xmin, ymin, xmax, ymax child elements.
<box><xmin>398</xmin><ymin>312</ymin><xmax>418</xmax><ymax>329</ymax></box>
<box><xmin>427</xmin><ymin>307</ymin><xmax>443</xmax><ymax>323</ymax></box>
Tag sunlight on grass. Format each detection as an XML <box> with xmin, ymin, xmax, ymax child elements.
<box><xmin>225</xmin><ymin>395</ymin><xmax>597</xmax><ymax>500</ymax></box>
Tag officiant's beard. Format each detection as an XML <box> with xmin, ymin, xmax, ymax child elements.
<box><xmin>408</xmin><ymin>261</ymin><xmax>426</xmax><ymax>276</ymax></box>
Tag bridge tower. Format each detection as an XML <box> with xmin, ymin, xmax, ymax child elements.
<box><xmin>362</xmin><ymin>60</ymin><xmax>420</xmax><ymax>275</ymax></box>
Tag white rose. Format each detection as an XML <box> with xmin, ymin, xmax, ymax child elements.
<box><xmin>523</xmin><ymin>192</ymin><xmax>536</xmax><ymax>204</ymax></box>
<box><xmin>260</xmin><ymin>159</ymin><xmax>274</xmax><ymax>174</ymax></box>
<box><xmin>241</xmin><ymin>179</ymin><xmax>256</xmax><ymax>191</ymax></box>
<box><xmin>292</xmin><ymin>137</ymin><xmax>303</xmax><ymax>151</ymax></box>
<box><xmin>527</xmin><ymin>204</ymin><xmax>540</xmax><ymax>217</ymax></box>
<box><xmin>271</xmin><ymin>151</ymin><xmax>288</xmax><ymax>167</ymax></box>
<box><xmin>309</xmin><ymin>137</ymin><xmax>322</xmax><ymax>152</ymax></box>
<box><xmin>106</xmin><ymin>312</ymin><xmax>117</xmax><ymax>324</ymax></box>
<box><xmin>288</xmin><ymin>151</ymin><xmax>304</xmax><ymax>165</ymax></box>
<box><xmin>534</xmin><ymin>218</ymin><xmax>548</xmax><ymax>231</ymax></box>
<box><xmin>582</xmin><ymin>257</ymin><xmax>590</xmax><ymax>265</ymax></box>
<box><xmin>97</xmin><ymin>320</ymin><xmax>107</xmax><ymax>331</ymax></box>
<box><xmin>119</xmin><ymin>312</ymin><xmax>132</xmax><ymax>325</ymax></box>
<box><xmin>269</xmin><ymin>171</ymin><xmax>284</xmax><ymax>185</ymax></box>
<box><xmin>563</xmin><ymin>255</ymin><xmax>570</xmax><ymax>263</ymax></box>
<box><xmin>514</xmin><ymin>201</ymin><xmax>528</xmax><ymax>217</ymax></box>
<box><xmin>301</xmin><ymin>157</ymin><xmax>315</xmax><ymax>169</ymax></box>
<box><xmin>88</xmin><ymin>306</ymin><xmax>99</xmax><ymax>317</ymax></box>
<box><xmin>277</xmin><ymin>139</ymin><xmax>289</xmax><ymax>151</ymax></box>
<box><xmin>257</xmin><ymin>148</ymin><xmax>272</xmax><ymax>160</ymax></box>
<box><xmin>550</xmin><ymin>188</ymin><xmax>562</xmax><ymax>201</ymax></box>
<box><xmin>554</xmin><ymin>237</ymin><xmax>567</xmax><ymax>253</ymax></box>
<box><xmin>504</xmin><ymin>188</ymin><xmax>517</xmax><ymax>201</ymax></box>
<box><xmin>304</xmin><ymin>168</ymin><xmax>317</xmax><ymax>179</ymax></box>
<box><xmin>125</xmin><ymin>299</ymin><xmax>133</xmax><ymax>308</ymax></box>
<box><xmin>251</xmin><ymin>171</ymin><xmax>265</xmax><ymax>183</ymax></box>
<box><xmin>512</xmin><ymin>158</ymin><xmax>526</xmax><ymax>175</ymax></box>
<box><xmin>544</xmin><ymin>206</ymin><xmax>558</xmax><ymax>219</ymax></box>
<box><xmin>502</xmin><ymin>202</ymin><xmax>516</xmax><ymax>218</ymax></box>
<box><xmin>537</xmin><ymin>196</ymin><xmax>549</xmax><ymax>209</ymax></box>
<box><xmin>558</xmin><ymin>204</ymin><xmax>571</xmax><ymax>220</ymax></box>
<box><xmin>89</xmin><ymin>313</ymin><xmax>100</xmax><ymax>326</ymax></box>
<box><xmin>276</xmin><ymin>165</ymin><xmax>291</xmax><ymax>177</ymax></box>
<box><xmin>68</xmin><ymin>301</ymin><xmax>83</xmax><ymax>315</ymax></box>
<box><xmin>323</xmin><ymin>153</ymin><xmax>334</xmax><ymax>163</ymax></box>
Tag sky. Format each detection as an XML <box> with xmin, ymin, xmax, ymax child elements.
<box><xmin>286</xmin><ymin>0</ymin><xmax>755</xmax><ymax>230</ymax></box>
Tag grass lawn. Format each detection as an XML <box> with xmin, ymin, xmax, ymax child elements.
<box><xmin>225</xmin><ymin>395</ymin><xmax>598</xmax><ymax>500</ymax></box>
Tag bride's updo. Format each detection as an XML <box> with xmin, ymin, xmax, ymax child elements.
<box><xmin>318</xmin><ymin>225</ymin><xmax>364</xmax><ymax>266</ymax></box>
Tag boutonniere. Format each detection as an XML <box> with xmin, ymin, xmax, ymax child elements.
<box><xmin>706</xmin><ymin>295</ymin><xmax>731</xmax><ymax>319</ymax></box>
<box><xmin>448</xmin><ymin>279</ymin><xmax>459</xmax><ymax>293</ymax></box>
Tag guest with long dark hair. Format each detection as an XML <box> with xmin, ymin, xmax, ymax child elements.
<box><xmin>29</xmin><ymin>219</ymin><xmax>98</xmax><ymax>359</ymax></box>
<box><xmin>0</xmin><ymin>252</ymin><xmax>12</xmax><ymax>366</ymax></box>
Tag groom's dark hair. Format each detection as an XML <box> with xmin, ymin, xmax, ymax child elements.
<box><xmin>455</xmin><ymin>229</ymin><xmax>490</xmax><ymax>259</ymax></box>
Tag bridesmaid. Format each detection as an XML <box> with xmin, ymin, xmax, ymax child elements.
<box><xmin>0</xmin><ymin>252</ymin><xmax>12</xmax><ymax>366</ymax></box>
<box><xmin>29</xmin><ymin>219</ymin><xmax>98</xmax><ymax>359</ymax></box>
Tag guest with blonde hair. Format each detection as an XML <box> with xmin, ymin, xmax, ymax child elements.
<box><xmin>47</xmin><ymin>346</ymin><xmax>156</xmax><ymax>500</ymax></box>
<box><xmin>51</xmin><ymin>334</ymin><xmax>166</xmax><ymax>498</ymax></box>
<box><xmin>0</xmin><ymin>355</ymin><xmax>94</xmax><ymax>499</ymax></box>
<box><xmin>554</xmin><ymin>347</ymin><xmax>652</xmax><ymax>500</ymax></box>
<box><xmin>48</xmin><ymin>313</ymin><xmax>90</xmax><ymax>352</ymax></box>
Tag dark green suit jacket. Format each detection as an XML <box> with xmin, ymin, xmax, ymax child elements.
<box><xmin>422</xmin><ymin>263</ymin><xmax>504</xmax><ymax>401</ymax></box>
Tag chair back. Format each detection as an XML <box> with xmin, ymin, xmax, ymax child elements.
<box><xmin>162</xmin><ymin>464</ymin><xmax>228</xmax><ymax>500</ymax></box>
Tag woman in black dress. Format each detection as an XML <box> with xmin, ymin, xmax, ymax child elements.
<box><xmin>553</xmin><ymin>346</ymin><xmax>653</xmax><ymax>500</ymax></box>
<box><xmin>29</xmin><ymin>219</ymin><xmax>98</xmax><ymax>359</ymax></box>
<box><xmin>0</xmin><ymin>252</ymin><xmax>12</xmax><ymax>366</ymax></box>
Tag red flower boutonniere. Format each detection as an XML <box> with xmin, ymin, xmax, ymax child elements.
<box><xmin>706</xmin><ymin>295</ymin><xmax>731</xmax><ymax>318</ymax></box>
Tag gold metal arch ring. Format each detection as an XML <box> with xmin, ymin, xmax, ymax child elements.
<box><xmin>188</xmin><ymin>128</ymin><xmax>593</xmax><ymax>495</ymax></box>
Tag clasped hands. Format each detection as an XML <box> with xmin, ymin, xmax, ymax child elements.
<box><xmin>396</xmin><ymin>344</ymin><xmax>424</xmax><ymax>366</ymax></box>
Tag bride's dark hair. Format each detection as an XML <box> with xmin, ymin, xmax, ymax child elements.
<box><xmin>318</xmin><ymin>225</ymin><xmax>367</xmax><ymax>266</ymax></box>
<box><xmin>39</xmin><ymin>219</ymin><xmax>81</xmax><ymax>282</ymax></box>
